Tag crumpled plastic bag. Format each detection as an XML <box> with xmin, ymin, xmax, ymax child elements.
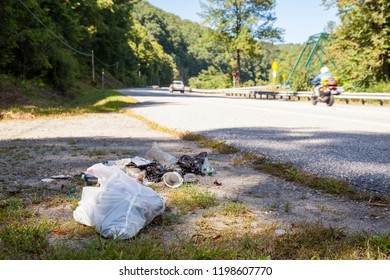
<box><xmin>146</xmin><ymin>142</ymin><xmax>177</xmax><ymax>169</ymax></box>
<box><xmin>177</xmin><ymin>152</ymin><xmax>208</xmax><ymax>175</ymax></box>
<box><xmin>73</xmin><ymin>163</ymin><xmax>165</xmax><ymax>239</ymax></box>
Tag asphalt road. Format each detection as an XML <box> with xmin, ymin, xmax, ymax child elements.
<box><xmin>120</xmin><ymin>88</ymin><xmax>390</xmax><ymax>195</ymax></box>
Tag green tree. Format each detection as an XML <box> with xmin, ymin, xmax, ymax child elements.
<box><xmin>0</xmin><ymin>0</ymin><xmax>84</xmax><ymax>91</ymax></box>
<box><xmin>189</xmin><ymin>66</ymin><xmax>231</xmax><ymax>89</ymax></box>
<box><xmin>200</xmin><ymin>0</ymin><xmax>283</xmax><ymax>87</ymax></box>
<box><xmin>323</xmin><ymin>0</ymin><xmax>389</xmax><ymax>86</ymax></box>
<box><xmin>133</xmin><ymin>1</ymin><xmax>215</xmax><ymax>84</ymax></box>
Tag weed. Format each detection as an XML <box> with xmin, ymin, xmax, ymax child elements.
<box><xmin>252</xmin><ymin>159</ymin><xmax>361</xmax><ymax>200</ymax></box>
<box><xmin>232</xmin><ymin>152</ymin><xmax>265</xmax><ymax>166</ymax></box>
<box><xmin>124</xmin><ymin>110</ymin><xmax>181</xmax><ymax>137</ymax></box>
<box><xmin>181</xmin><ymin>132</ymin><xmax>240</xmax><ymax>154</ymax></box>
<box><xmin>265</xmin><ymin>202</ymin><xmax>280</xmax><ymax>211</ymax></box>
<box><xmin>299</xmin><ymin>193</ymin><xmax>308</xmax><ymax>200</ymax></box>
<box><xmin>32</xmin><ymin>193</ymin><xmax>43</xmax><ymax>204</ymax></box>
<box><xmin>284</xmin><ymin>202</ymin><xmax>291</xmax><ymax>213</ymax></box>
<box><xmin>45</xmin><ymin>197</ymin><xmax>68</xmax><ymax>208</ymax></box>
<box><xmin>219</xmin><ymin>201</ymin><xmax>249</xmax><ymax>217</ymax></box>
<box><xmin>166</xmin><ymin>186</ymin><xmax>218</xmax><ymax>214</ymax></box>
<box><xmin>6</xmin><ymin>197</ymin><xmax>24</xmax><ymax>210</ymax></box>
<box><xmin>87</xmin><ymin>148</ymin><xmax>109</xmax><ymax>157</ymax></box>
<box><xmin>0</xmin><ymin>219</ymin><xmax>52</xmax><ymax>259</ymax></box>
<box><xmin>316</xmin><ymin>204</ymin><xmax>330</xmax><ymax>212</ymax></box>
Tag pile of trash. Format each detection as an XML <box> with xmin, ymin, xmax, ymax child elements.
<box><xmin>73</xmin><ymin>142</ymin><xmax>214</xmax><ymax>239</ymax></box>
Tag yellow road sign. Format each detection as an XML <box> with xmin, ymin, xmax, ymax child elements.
<box><xmin>272</xmin><ymin>61</ymin><xmax>278</xmax><ymax>71</ymax></box>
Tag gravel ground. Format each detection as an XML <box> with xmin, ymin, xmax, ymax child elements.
<box><xmin>0</xmin><ymin>113</ymin><xmax>389</xmax><ymax>235</ymax></box>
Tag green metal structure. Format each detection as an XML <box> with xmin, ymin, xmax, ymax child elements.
<box><xmin>286</xmin><ymin>33</ymin><xmax>335</xmax><ymax>85</ymax></box>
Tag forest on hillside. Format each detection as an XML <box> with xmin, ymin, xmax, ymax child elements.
<box><xmin>0</xmin><ymin>0</ymin><xmax>388</xmax><ymax>95</ymax></box>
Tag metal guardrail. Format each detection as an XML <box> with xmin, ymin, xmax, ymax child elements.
<box><xmin>191</xmin><ymin>87</ymin><xmax>390</xmax><ymax>106</ymax></box>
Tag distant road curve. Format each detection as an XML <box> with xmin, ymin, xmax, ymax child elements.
<box><xmin>120</xmin><ymin>88</ymin><xmax>390</xmax><ymax>195</ymax></box>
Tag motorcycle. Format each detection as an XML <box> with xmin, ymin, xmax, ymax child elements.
<box><xmin>311</xmin><ymin>77</ymin><xmax>343</xmax><ymax>107</ymax></box>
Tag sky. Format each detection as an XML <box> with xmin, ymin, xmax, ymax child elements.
<box><xmin>146</xmin><ymin>0</ymin><xmax>340</xmax><ymax>44</ymax></box>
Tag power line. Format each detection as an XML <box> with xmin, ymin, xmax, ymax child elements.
<box><xmin>17</xmin><ymin>0</ymin><xmax>92</xmax><ymax>57</ymax></box>
<box><xmin>95</xmin><ymin>56</ymin><xmax>118</xmax><ymax>68</ymax></box>
<box><xmin>17</xmin><ymin>0</ymin><xmax>137</xmax><ymax>83</ymax></box>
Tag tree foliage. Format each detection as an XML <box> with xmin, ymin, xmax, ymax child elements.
<box><xmin>200</xmin><ymin>0</ymin><xmax>283</xmax><ymax>86</ymax></box>
<box><xmin>1</xmin><ymin>0</ymin><xmax>388</xmax><ymax>95</ymax></box>
<box><xmin>323</xmin><ymin>0</ymin><xmax>390</xmax><ymax>86</ymax></box>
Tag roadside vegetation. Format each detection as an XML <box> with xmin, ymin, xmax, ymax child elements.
<box><xmin>1</xmin><ymin>182</ymin><xmax>389</xmax><ymax>260</ymax></box>
<box><xmin>1</xmin><ymin>1</ymin><xmax>388</xmax><ymax>95</ymax></box>
<box><xmin>0</xmin><ymin>76</ymin><xmax>137</xmax><ymax>120</ymax></box>
<box><xmin>1</xmin><ymin>93</ymin><xmax>389</xmax><ymax>260</ymax></box>
<box><xmin>1</xmin><ymin>0</ymin><xmax>389</xmax><ymax>261</ymax></box>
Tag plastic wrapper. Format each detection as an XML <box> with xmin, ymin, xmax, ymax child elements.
<box><xmin>73</xmin><ymin>163</ymin><xmax>165</xmax><ymax>239</ymax></box>
<box><xmin>177</xmin><ymin>152</ymin><xmax>207</xmax><ymax>175</ymax></box>
<box><xmin>146</xmin><ymin>142</ymin><xmax>177</xmax><ymax>169</ymax></box>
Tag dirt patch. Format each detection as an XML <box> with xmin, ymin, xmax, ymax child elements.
<box><xmin>0</xmin><ymin>112</ymin><xmax>389</xmax><ymax>238</ymax></box>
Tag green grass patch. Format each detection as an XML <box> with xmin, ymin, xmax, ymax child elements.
<box><xmin>0</xmin><ymin>193</ymin><xmax>389</xmax><ymax>260</ymax></box>
<box><xmin>1</xmin><ymin>88</ymin><xmax>138</xmax><ymax>119</ymax></box>
<box><xmin>166</xmin><ymin>185</ymin><xmax>218</xmax><ymax>214</ymax></box>
<box><xmin>219</xmin><ymin>201</ymin><xmax>249</xmax><ymax>217</ymax></box>
<box><xmin>252</xmin><ymin>158</ymin><xmax>358</xmax><ymax>197</ymax></box>
<box><xmin>0</xmin><ymin>219</ymin><xmax>52</xmax><ymax>259</ymax></box>
<box><xmin>124</xmin><ymin>110</ymin><xmax>182</xmax><ymax>137</ymax></box>
<box><xmin>181</xmin><ymin>132</ymin><xmax>240</xmax><ymax>154</ymax></box>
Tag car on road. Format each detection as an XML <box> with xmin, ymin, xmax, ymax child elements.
<box><xmin>169</xmin><ymin>80</ymin><xmax>185</xmax><ymax>93</ymax></box>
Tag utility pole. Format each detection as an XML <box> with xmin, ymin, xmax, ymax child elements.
<box><xmin>101</xmin><ymin>68</ymin><xmax>105</xmax><ymax>90</ymax></box>
<box><xmin>236</xmin><ymin>49</ymin><xmax>241</xmax><ymax>87</ymax></box>
<box><xmin>91</xmin><ymin>50</ymin><xmax>95</xmax><ymax>82</ymax></box>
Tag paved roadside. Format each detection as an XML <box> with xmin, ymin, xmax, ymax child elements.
<box><xmin>1</xmin><ymin>112</ymin><xmax>389</xmax><ymax>235</ymax></box>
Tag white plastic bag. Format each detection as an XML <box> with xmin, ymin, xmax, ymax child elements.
<box><xmin>73</xmin><ymin>163</ymin><xmax>165</xmax><ymax>239</ymax></box>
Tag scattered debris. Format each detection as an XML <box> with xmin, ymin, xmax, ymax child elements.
<box><xmin>81</xmin><ymin>173</ymin><xmax>98</xmax><ymax>186</ymax></box>
<box><xmin>41</xmin><ymin>174</ymin><xmax>72</xmax><ymax>183</ymax></box>
<box><xmin>67</xmin><ymin>189</ymin><xmax>81</xmax><ymax>199</ymax></box>
<box><xmin>138</xmin><ymin>159</ymin><xmax>166</xmax><ymax>182</ymax></box>
<box><xmin>129</xmin><ymin>156</ymin><xmax>151</xmax><ymax>166</ymax></box>
<box><xmin>146</xmin><ymin>142</ymin><xmax>177</xmax><ymax>169</ymax></box>
<box><xmin>201</xmin><ymin>156</ymin><xmax>214</xmax><ymax>176</ymax></box>
<box><xmin>51</xmin><ymin>230</ymin><xmax>67</xmax><ymax>236</ymax></box>
<box><xmin>162</xmin><ymin>172</ymin><xmax>183</xmax><ymax>188</ymax></box>
<box><xmin>41</xmin><ymin>178</ymin><xmax>55</xmax><ymax>183</ymax></box>
<box><xmin>368</xmin><ymin>199</ymin><xmax>388</xmax><ymax>208</ymax></box>
<box><xmin>213</xmin><ymin>180</ymin><xmax>222</xmax><ymax>186</ymax></box>
<box><xmin>177</xmin><ymin>152</ymin><xmax>207</xmax><ymax>175</ymax></box>
<box><xmin>275</xmin><ymin>229</ymin><xmax>286</xmax><ymax>236</ymax></box>
<box><xmin>70</xmin><ymin>143</ymin><xmax>217</xmax><ymax>239</ymax></box>
<box><xmin>50</xmin><ymin>175</ymin><xmax>72</xmax><ymax>180</ymax></box>
<box><xmin>183</xmin><ymin>173</ymin><xmax>197</xmax><ymax>183</ymax></box>
<box><xmin>73</xmin><ymin>163</ymin><xmax>165</xmax><ymax>239</ymax></box>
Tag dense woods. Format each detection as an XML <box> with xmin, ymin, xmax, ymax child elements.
<box><xmin>324</xmin><ymin>0</ymin><xmax>389</xmax><ymax>89</ymax></box>
<box><xmin>0</xmin><ymin>0</ymin><xmax>388</xmax><ymax>96</ymax></box>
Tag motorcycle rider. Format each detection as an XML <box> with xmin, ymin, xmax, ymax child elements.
<box><xmin>312</xmin><ymin>66</ymin><xmax>332</xmax><ymax>96</ymax></box>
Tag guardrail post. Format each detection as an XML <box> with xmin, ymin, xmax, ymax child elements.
<box><xmin>362</xmin><ymin>99</ymin><xmax>365</xmax><ymax>105</ymax></box>
<box><xmin>380</xmin><ymin>100</ymin><xmax>384</xmax><ymax>106</ymax></box>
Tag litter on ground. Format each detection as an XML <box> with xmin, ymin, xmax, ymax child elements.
<box><xmin>72</xmin><ymin>142</ymin><xmax>214</xmax><ymax>239</ymax></box>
